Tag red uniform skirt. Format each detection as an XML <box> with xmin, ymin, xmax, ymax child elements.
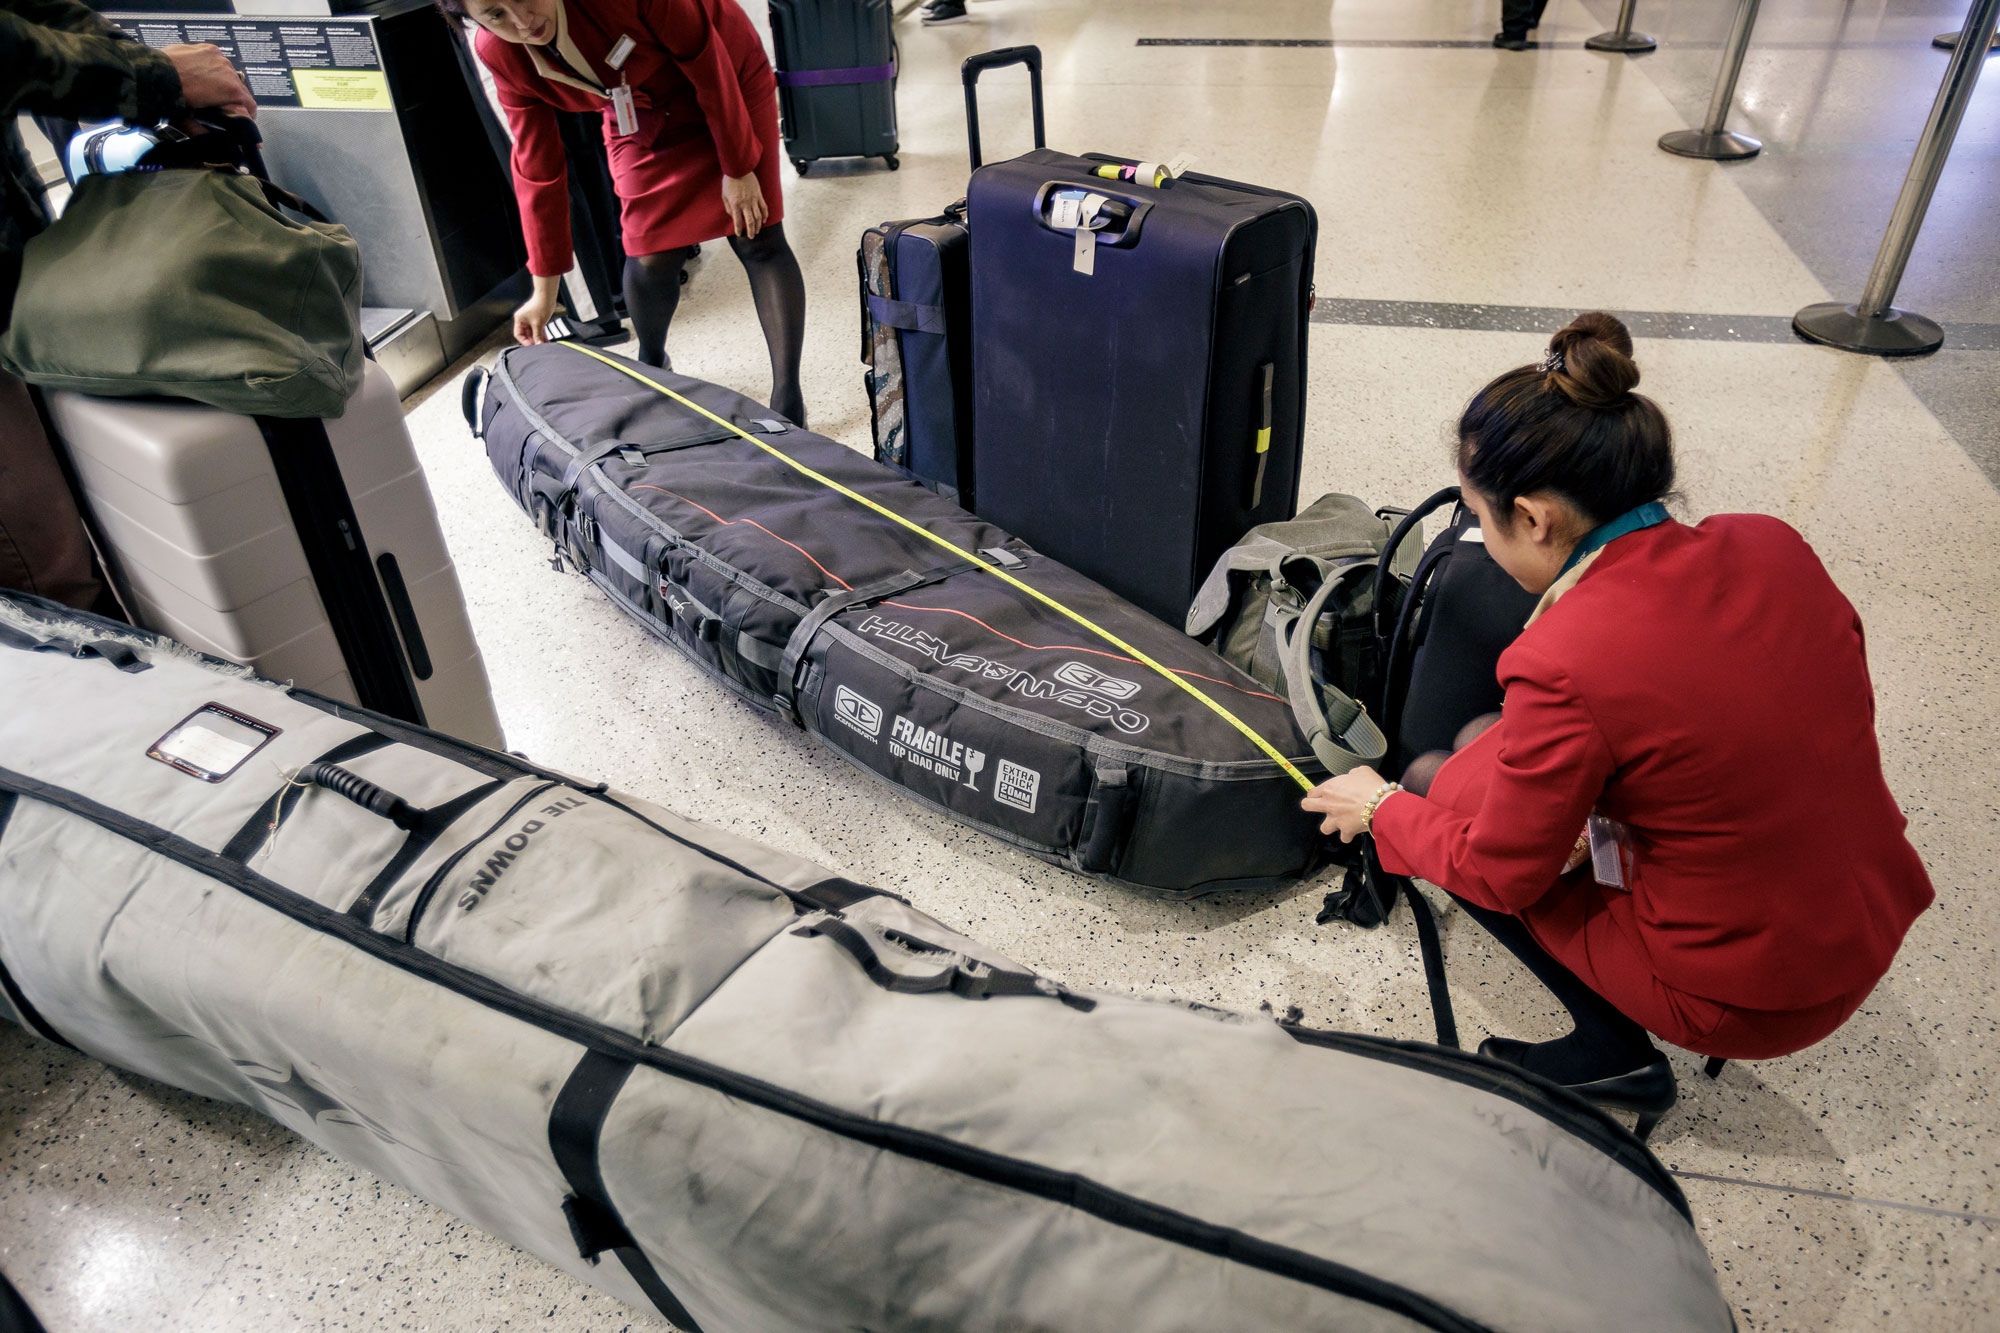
<box><xmin>1428</xmin><ymin>724</ymin><xmax>1873</xmax><ymax>1059</ymax></box>
<box><xmin>604</xmin><ymin>85</ymin><xmax>785</xmax><ymax>255</ymax></box>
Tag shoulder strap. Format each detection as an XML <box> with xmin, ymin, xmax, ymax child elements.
<box><xmin>1273</xmin><ymin>565</ymin><xmax>1386</xmax><ymax>776</ymax></box>
<box><xmin>1373</xmin><ymin>486</ymin><xmax>1459</xmax><ymax>642</ymax></box>
<box><xmin>772</xmin><ymin>560</ymin><xmax>977</xmax><ymax>724</ymax></box>
<box><xmin>549</xmin><ymin>1051</ymin><xmax>708</xmax><ymax>1330</ymax></box>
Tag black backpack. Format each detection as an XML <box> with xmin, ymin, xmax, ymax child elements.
<box><xmin>1315</xmin><ymin>487</ymin><xmax>1539</xmax><ymax>1046</ymax></box>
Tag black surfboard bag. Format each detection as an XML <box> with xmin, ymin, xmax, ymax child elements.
<box><xmin>466</xmin><ymin>344</ymin><xmax>1324</xmax><ymax>897</ymax></box>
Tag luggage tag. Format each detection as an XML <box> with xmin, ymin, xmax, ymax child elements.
<box><xmin>1587</xmin><ymin>813</ymin><xmax>1636</xmax><ymax>890</ymax></box>
<box><xmin>606</xmin><ymin>35</ymin><xmax>638</xmax><ymax>137</ymax></box>
<box><xmin>1073</xmin><ymin>193</ymin><xmax>1108</xmax><ymax>275</ymax></box>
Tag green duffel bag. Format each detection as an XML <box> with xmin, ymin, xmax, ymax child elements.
<box><xmin>0</xmin><ymin>168</ymin><xmax>364</xmax><ymax>419</ymax></box>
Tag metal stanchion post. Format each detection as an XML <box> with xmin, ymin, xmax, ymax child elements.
<box><xmin>1659</xmin><ymin>0</ymin><xmax>1763</xmax><ymax>159</ymax></box>
<box><xmin>1796</xmin><ymin>0</ymin><xmax>2000</xmax><ymax>354</ymax></box>
<box><xmin>1587</xmin><ymin>0</ymin><xmax>1658</xmax><ymax>53</ymax></box>
<box><xmin>1932</xmin><ymin>28</ymin><xmax>2000</xmax><ymax>48</ymax></box>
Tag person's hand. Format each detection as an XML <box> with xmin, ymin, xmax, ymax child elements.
<box><xmin>1300</xmin><ymin>766</ymin><xmax>1394</xmax><ymax>841</ymax></box>
<box><xmin>512</xmin><ymin>286</ymin><xmax>561</xmax><ymax>346</ymax></box>
<box><xmin>721</xmin><ymin>172</ymin><xmax>767</xmax><ymax>239</ymax></box>
<box><xmin>164</xmin><ymin>44</ymin><xmax>258</xmax><ymax>120</ymax></box>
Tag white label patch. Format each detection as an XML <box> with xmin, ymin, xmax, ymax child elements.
<box><xmin>1053</xmin><ymin>661</ymin><xmax>1140</xmax><ymax>701</ymax></box>
<box><xmin>888</xmin><ymin>715</ymin><xmax>986</xmax><ymax>789</ymax></box>
<box><xmin>833</xmin><ymin>685</ymin><xmax>883</xmax><ymax>740</ymax></box>
<box><xmin>160</xmin><ymin>724</ymin><xmax>253</xmax><ymax>774</ymax></box>
<box><xmin>148</xmin><ymin>703</ymin><xmax>280</xmax><ymax>781</ymax></box>
<box><xmin>993</xmin><ymin>759</ymin><xmax>1041</xmax><ymax>815</ymax></box>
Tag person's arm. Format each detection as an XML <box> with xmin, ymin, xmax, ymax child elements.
<box><xmin>478</xmin><ymin>40</ymin><xmax>571</xmax><ymax>341</ymax></box>
<box><xmin>650</xmin><ymin>0</ymin><xmax>765</xmax><ymax>234</ymax></box>
<box><xmin>1369</xmin><ymin>643</ymin><xmax>1616</xmax><ymax>914</ymax></box>
<box><xmin>2</xmin><ymin>0</ymin><xmax>258</xmax><ymax>123</ymax></box>
<box><xmin>0</xmin><ymin>0</ymin><xmax>184</xmax><ymax>122</ymax></box>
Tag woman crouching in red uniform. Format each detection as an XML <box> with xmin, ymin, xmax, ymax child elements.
<box><xmin>1304</xmin><ymin>312</ymin><xmax>1933</xmax><ymax>1137</ymax></box>
<box><xmin>448</xmin><ymin>0</ymin><xmax>808</xmax><ymax>425</ymax></box>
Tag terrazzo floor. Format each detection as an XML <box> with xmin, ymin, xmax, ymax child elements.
<box><xmin>5</xmin><ymin>0</ymin><xmax>1998</xmax><ymax>1328</ymax></box>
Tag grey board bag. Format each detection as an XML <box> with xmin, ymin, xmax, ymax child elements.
<box><xmin>0</xmin><ymin>592</ymin><xmax>1733</xmax><ymax>1333</ymax></box>
<box><xmin>1187</xmin><ymin>492</ymin><xmax>1416</xmax><ymax>776</ymax></box>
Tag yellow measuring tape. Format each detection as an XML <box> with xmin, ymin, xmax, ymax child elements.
<box><xmin>560</xmin><ymin>343</ymin><xmax>1315</xmax><ymax>792</ymax></box>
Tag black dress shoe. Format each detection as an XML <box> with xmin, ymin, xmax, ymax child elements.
<box><xmin>1477</xmin><ymin>1037</ymin><xmax>1679</xmax><ymax>1141</ymax></box>
<box><xmin>1493</xmin><ymin>31</ymin><xmax>1531</xmax><ymax>50</ymax></box>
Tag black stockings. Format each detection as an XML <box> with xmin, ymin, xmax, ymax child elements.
<box><xmin>1402</xmin><ymin>710</ymin><xmax>1656</xmax><ymax>1081</ymax></box>
<box><xmin>1447</xmin><ymin>892</ymin><xmax>1658</xmax><ymax>1081</ymax></box>
<box><xmin>621</xmin><ymin>223</ymin><xmax>807</xmax><ymax>427</ymax></box>
<box><xmin>622</xmin><ymin>248</ymin><xmax>688</xmax><ymax>370</ymax></box>
<box><xmin>727</xmin><ymin>223</ymin><xmax>807</xmax><ymax>427</ymax></box>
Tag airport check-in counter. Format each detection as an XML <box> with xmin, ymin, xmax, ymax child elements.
<box><xmin>101</xmin><ymin>0</ymin><xmax>528</xmax><ymax>394</ymax></box>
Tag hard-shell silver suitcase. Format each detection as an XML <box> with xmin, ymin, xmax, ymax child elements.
<box><xmin>45</xmin><ymin>361</ymin><xmax>503</xmax><ymax>749</ymax></box>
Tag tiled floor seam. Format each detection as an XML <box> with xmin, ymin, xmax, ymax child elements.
<box><xmin>1669</xmin><ymin>1169</ymin><xmax>2000</xmax><ymax>1225</ymax></box>
<box><xmin>1134</xmin><ymin>37</ymin><xmax>1933</xmax><ymax>50</ymax></box>
<box><xmin>1311</xmin><ymin>297</ymin><xmax>2000</xmax><ymax>349</ymax></box>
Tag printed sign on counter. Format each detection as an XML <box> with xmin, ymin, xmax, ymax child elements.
<box><xmin>111</xmin><ymin>14</ymin><xmax>393</xmax><ymax>112</ymax></box>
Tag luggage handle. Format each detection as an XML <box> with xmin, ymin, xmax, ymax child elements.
<box><xmin>1029</xmin><ymin>182</ymin><xmax>1150</xmax><ymax>248</ymax></box>
<box><xmin>1372</xmin><ymin>485</ymin><xmax>1461</xmax><ymax>642</ymax></box>
<box><xmin>962</xmin><ymin>46</ymin><xmax>1046</xmax><ymax>171</ymax></box>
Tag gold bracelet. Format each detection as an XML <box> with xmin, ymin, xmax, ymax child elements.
<box><xmin>1358</xmin><ymin>781</ymin><xmax>1403</xmax><ymax>834</ymax></box>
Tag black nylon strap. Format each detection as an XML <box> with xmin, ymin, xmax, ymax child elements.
<box><xmin>772</xmin><ymin>561</ymin><xmax>976</xmax><ymax>724</ymax></box>
<box><xmin>549</xmin><ymin>1051</ymin><xmax>705</xmax><ymax>1330</ymax></box>
<box><xmin>795</xmin><ymin>917</ymin><xmax>1094</xmax><ymax>1013</ymax></box>
<box><xmin>345</xmin><ymin>778</ymin><xmax>508</xmax><ymax>925</ymax></box>
<box><xmin>82</xmin><ymin>640</ymin><xmax>150</xmax><ymax>672</ymax></box>
<box><xmin>559</xmin><ymin>426</ymin><xmax>739</xmax><ymax>498</ymax></box>
<box><xmin>1369</xmin><ymin>843</ymin><xmax>1458</xmax><ymax>1050</ymax></box>
<box><xmin>0</xmin><ymin>792</ymin><xmax>77</xmax><ymax>1050</ymax></box>
<box><xmin>0</xmin><ymin>628</ymin><xmax>152</xmax><ymax>674</ymax></box>
<box><xmin>794</xmin><ymin>877</ymin><xmax>883</xmax><ymax>911</ymax></box>
<box><xmin>219</xmin><ymin>733</ymin><xmax>394</xmax><ymax>864</ymax></box>
<box><xmin>866</xmin><ymin>291</ymin><xmax>946</xmax><ymax>335</ymax></box>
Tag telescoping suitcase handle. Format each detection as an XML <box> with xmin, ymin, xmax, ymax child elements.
<box><xmin>962</xmin><ymin>45</ymin><xmax>1046</xmax><ymax>171</ymax></box>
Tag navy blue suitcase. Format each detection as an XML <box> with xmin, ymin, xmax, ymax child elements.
<box><xmin>859</xmin><ymin>207</ymin><xmax>973</xmax><ymax>504</ymax></box>
<box><xmin>963</xmin><ymin>48</ymin><xmax>1316</xmax><ymax>627</ymax></box>
<box><xmin>770</xmin><ymin>0</ymin><xmax>899</xmax><ymax>173</ymax></box>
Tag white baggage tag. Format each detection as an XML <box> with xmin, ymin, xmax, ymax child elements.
<box><xmin>1071</xmin><ymin>192</ymin><xmax>1108</xmax><ymax>275</ymax></box>
<box><xmin>1049</xmin><ymin>195</ymin><xmax>1081</xmax><ymax>230</ymax></box>
<box><xmin>605</xmin><ymin>34</ymin><xmax>637</xmax><ymax>70</ymax></box>
<box><xmin>611</xmin><ymin>82</ymin><xmax>637</xmax><ymax>137</ymax></box>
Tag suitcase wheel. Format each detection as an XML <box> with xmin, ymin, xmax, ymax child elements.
<box><xmin>884</xmin><ymin>154</ymin><xmax>900</xmax><ymax>171</ymax></box>
<box><xmin>791</xmin><ymin>157</ymin><xmax>810</xmax><ymax>176</ymax></box>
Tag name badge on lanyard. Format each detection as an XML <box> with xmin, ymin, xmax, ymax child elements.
<box><xmin>605</xmin><ymin>34</ymin><xmax>638</xmax><ymax>136</ymax></box>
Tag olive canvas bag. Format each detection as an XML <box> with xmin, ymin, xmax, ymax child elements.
<box><xmin>0</xmin><ymin>162</ymin><xmax>363</xmax><ymax>419</ymax></box>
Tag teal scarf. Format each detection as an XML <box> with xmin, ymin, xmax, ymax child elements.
<box><xmin>1556</xmin><ymin>501</ymin><xmax>1670</xmax><ymax>581</ymax></box>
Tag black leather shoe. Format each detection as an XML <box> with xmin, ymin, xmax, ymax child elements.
<box><xmin>1477</xmin><ymin>1037</ymin><xmax>1679</xmax><ymax>1141</ymax></box>
<box><xmin>1493</xmin><ymin>31</ymin><xmax>1531</xmax><ymax>49</ymax></box>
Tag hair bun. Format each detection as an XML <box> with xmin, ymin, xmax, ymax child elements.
<box><xmin>1544</xmin><ymin>311</ymin><xmax>1639</xmax><ymax>409</ymax></box>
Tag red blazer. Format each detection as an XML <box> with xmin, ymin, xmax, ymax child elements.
<box><xmin>476</xmin><ymin>0</ymin><xmax>774</xmax><ymax>275</ymax></box>
<box><xmin>1373</xmin><ymin>516</ymin><xmax>1932</xmax><ymax>1014</ymax></box>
